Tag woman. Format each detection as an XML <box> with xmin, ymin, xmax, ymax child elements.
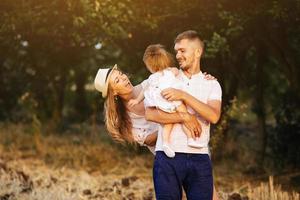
<box><xmin>94</xmin><ymin>64</ymin><xmax>199</xmax><ymax>150</ymax></box>
<box><xmin>94</xmin><ymin>64</ymin><xmax>220</xmax><ymax>200</ymax></box>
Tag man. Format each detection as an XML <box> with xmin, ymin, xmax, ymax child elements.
<box><xmin>145</xmin><ymin>30</ymin><xmax>222</xmax><ymax>200</ymax></box>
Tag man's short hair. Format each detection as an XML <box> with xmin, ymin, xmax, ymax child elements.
<box><xmin>174</xmin><ymin>30</ymin><xmax>204</xmax><ymax>49</ymax></box>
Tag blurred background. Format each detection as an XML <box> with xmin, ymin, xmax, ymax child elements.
<box><xmin>0</xmin><ymin>0</ymin><xmax>299</xmax><ymax>199</ymax></box>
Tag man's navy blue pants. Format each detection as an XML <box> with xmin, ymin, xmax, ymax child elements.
<box><xmin>153</xmin><ymin>151</ymin><xmax>213</xmax><ymax>200</ymax></box>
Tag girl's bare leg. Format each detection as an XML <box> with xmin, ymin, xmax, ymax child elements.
<box><xmin>162</xmin><ymin>123</ymin><xmax>173</xmax><ymax>143</ymax></box>
<box><xmin>176</xmin><ymin>104</ymin><xmax>193</xmax><ymax>139</ymax></box>
<box><xmin>162</xmin><ymin>124</ymin><xmax>175</xmax><ymax>157</ymax></box>
<box><xmin>177</xmin><ymin>103</ymin><xmax>204</xmax><ymax>148</ymax></box>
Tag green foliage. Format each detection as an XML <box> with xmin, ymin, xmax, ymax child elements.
<box><xmin>210</xmin><ymin>96</ymin><xmax>249</xmax><ymax>156</ymax></box>
<box><xmin>205</xmin><ymin>32</ymin><xmax>229</xmax><ymax>58</ymax></box>
<box><xmin>0</xmin><ymin>0</ymin><xmax>299</xmax><ymax>171</ymax></box>
<box><xmin>269</xmin><ymin>91</ymin><xmax>300</xmax><ymax>170</ymax></box>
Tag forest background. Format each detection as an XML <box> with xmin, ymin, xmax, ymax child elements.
<box><xmin>0</xmin><ymin>0</ymin><xmax>299</xmax><ymax>199</ymax></box>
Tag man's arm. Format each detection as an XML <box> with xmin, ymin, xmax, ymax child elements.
<box><xmin>145</xmin><ymin>107</ymin><xmax>184</xmax><ymax>124</ymax></box>
<box><xmin>183</xmin><ymin>95</ymin><xmax>221</xmax><ymax>124</ymax></box>
<box><xmin>145</xmin><ymin>107</ymin><xmax>202</xmax><ymax>138</ymax></box>
<box><xmin>161</xmin><ymin>89</ymin><xmax>221</xmax><ymax>124</ymax></box>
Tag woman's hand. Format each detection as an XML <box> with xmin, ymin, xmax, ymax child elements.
<box><xmin>181</xmin><ymin>113</ymin><xmax>202</xmax><ymax>139</ymax></box>
<box><xmin>144</xmin><ymin>131</ymin><xmax>158</xmax><ymax>146</ymax></box>
<box><xmin>203</xmin><ymin>72</ymin><xmax>217</xmax><ymax>80</ymax></box>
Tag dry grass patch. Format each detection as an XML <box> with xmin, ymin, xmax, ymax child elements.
<box><xmin>0</xmin><ymin>123</ymin><xmax>299</xmax><ymax>200</ymax></box>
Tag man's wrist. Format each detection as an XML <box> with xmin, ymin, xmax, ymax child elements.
<box><xmin>181</xmin><ymin>91</ymin><xmax>188</xmax><ymax>102</ymax></box>
<box><xmin>180</xmin><ymin>112</ymin><xmax>190</xmax><ymax>123</ymax></box>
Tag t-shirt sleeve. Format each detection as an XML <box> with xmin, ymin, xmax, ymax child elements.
<box><xmin>209</xmin><ymin>80</ymin><xmax>222</xmax><ymax>101</ymax></box>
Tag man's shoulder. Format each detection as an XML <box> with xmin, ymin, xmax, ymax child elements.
<box><xmin>208</xmin><ymin>79</ymin><xmax>222</xmax><ymax>92</ymax></box>
<box><xmin>198</xmin><ymin>75</ymin><xmax>221</xmax><ymax>85</ymax></box>
<box><xmin>197</xmin><ymin>77</ymin><xmax>222</xmax><ymax>97</ymax></box>
<box><xmin>205</xmin><ymin>78</ymin><xmax>221</xmax><ymax>86</ymax></box>
<box><xmin>204</xmin><ymin>79</ymin><xmax>222</xmax><ymax>100</ymax></box>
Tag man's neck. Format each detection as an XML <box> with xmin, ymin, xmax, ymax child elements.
<box><xmin>183</xmin><ymin>64</ymin><xmax>201</xmax><ymax>78</ymax></box>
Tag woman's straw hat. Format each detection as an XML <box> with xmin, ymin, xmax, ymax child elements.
<box><xmin>94</xmin><ymin>64</ymin><xmax>117</xmax><ymax>98</ymax></box>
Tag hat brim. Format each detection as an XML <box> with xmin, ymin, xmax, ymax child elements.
<box><xmin>102</xmin><ymin>64</ymin><xmax>117</xmax><ymax>98</ymax></box>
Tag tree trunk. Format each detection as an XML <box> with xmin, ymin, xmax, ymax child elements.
<box><xmin>52</xmin><ymin>69</ymin><xmax>67</xmax><ymax>125</ymax></box>
<box><xmin>74</xmin><ymin>69</ymin><xmax>88</xmax><ymax>121</ymax></box>
<box><xmin>254</xmin><ymin>41</ymin><xmax>268</xmax><ymax>167</ymax></box>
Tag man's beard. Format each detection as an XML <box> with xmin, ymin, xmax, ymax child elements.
<box><xmin>179</xmin><ymin>63</ymin><xmax>190</xmax><ymax>70</ymax></box>
<box><xmin>178</xmin><ymin>60</ymin><xmax>185</xmax><ymax>69</ymax></box>
<box><xmin>178</xmin><ymin>58</ymin><xmax>193</xmax><ymax>70</ymax></box>
<box><xmin>180</xmin><ymin>65</ymin><xmax>186</xmax><ymax>70</ymax></box>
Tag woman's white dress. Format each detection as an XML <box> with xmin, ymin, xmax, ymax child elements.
<box><xmin>129</xmin><ymin>111</ymin><xmax>159</xmax><ymax>154</ymax></box>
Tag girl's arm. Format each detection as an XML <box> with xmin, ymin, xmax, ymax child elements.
<box><xmin>136</xmin><ymin>86</ymin><xmax>146</xmax><ymax>102</ymax></box>
<box><xmin>128</xmin><ymin>83</ymin><xmax>149</xmax><ymax>107</ymax></box>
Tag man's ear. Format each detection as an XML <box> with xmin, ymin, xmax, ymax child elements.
<box><xmin>195</xmin><ymin>48</ymin><xmax>202</xmax><ymax>58</ymax></box>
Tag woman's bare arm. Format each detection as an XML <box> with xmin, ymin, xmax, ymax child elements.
<box><xmin>143</xmin><ymin>131</ymin><xmax>158</xmax><ymax>146</ymax></box>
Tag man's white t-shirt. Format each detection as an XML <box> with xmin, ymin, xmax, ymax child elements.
<box><xmin>155</xmin><ymin>70</ymin><xmax>222</xmax><ymax>154</ymax></box>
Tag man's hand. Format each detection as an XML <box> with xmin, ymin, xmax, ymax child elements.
<box><xmin>182</xmin><ymin>113</ymin><xmax>202</xmax><ymax>139</ymax></box>
<box><xmin>161</xmin><ymin>88</ymin><xmax>186</xmax><ymax>101</ymax></box>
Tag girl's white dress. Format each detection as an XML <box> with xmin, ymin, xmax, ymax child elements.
<box><xmin>144</xmin><ymin>69</ymin><xmax>184</xmax><ymax>113</ymax></box>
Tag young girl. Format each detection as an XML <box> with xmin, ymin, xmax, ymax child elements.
<box><xmin>128</xmin><ymin>44</ymin><xmax>205</xmax><ymax>158</ymax></box>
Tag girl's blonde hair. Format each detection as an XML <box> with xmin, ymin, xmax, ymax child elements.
<box><xmin>143</xmin><ymin>44</ymin><xmax>175</xmax><ymax>72</ymax></box>
<box><xmin>104</xmin><ymin>84</ymin><xmax>134</xmax><ymax>144</ymax></box>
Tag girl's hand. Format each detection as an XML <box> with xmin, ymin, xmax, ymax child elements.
<box><xmin>203</xmin><ymin>72</ymin><xmax>217</xmax><ymax>80</ymax></box>
<box><xmin>128</xmin><ymin>99</ymin><xmax>139</xmax><ymax>108</ymax></box>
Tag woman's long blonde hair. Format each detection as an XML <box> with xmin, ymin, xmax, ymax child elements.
<box><xmin>104</xmin><ymin>84</ymin><xmax>134</xmax><ymax>144</ymax></box>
